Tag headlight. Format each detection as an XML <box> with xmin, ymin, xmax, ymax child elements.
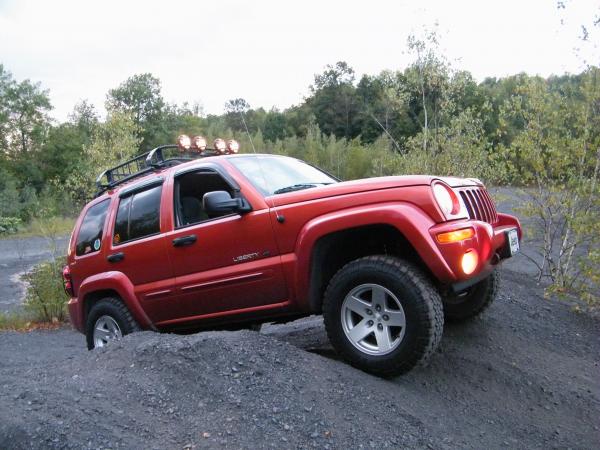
<box><xmin>432</xmin><ymin>181</ymin><xmax>467</xmax><ymax>220</ymax></box>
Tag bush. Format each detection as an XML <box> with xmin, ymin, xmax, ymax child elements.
<box><xmin>23</xmin><ymin>257</ymin><xmax>68</xmax><ymax>322</ymax></box>
<box><xmin>0</xmin><ymin>216</ymin><xmax>21</xmax><ymax>235</ymax></box>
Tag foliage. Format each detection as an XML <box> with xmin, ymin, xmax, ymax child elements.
<box><xmin>0</xmin><ymin>311</ymin><xmax>30</xmax><ymax>331</ymax></box>
<box><xmin>9</xmin><ymin>216</ymin><xmax>74</xmax><ymax>239</ymax></box>
<box><xmin>0</xmin><ymin>64</ymin><xmax>52</xmax><ymax>156</ymax></box>
<box><xmin>23</xmin><ymin>257</ymin><xmax>68</xmax><ymax>322</ymax></box>
<box><xmin>0</xmin><ymin>216</ymin><xmax>21</xmax><ymax>235</ymax></box>
<box><xmin>504</xmin><ymin>68</ymin><xmax>600</xmax><ymax>307</ymax></box>
<box><xmin>58</xmin><ymin>110</ymin><xmax>141</xmax><ymax>205</ymax></box>
<box><xmin>106</xmin><ymin>73</ymin><xmax>165</xmax><ymax>150</ymax></box>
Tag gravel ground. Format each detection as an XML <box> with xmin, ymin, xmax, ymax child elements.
<box><xmin>1</xmin><ymin>268</ymin><xmax>599</xmax><ymax>449</ymax></box>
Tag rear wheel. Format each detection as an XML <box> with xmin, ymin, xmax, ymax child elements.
<box><xmin>85</xmin><ymin>297</ymin><xmax>140</xmax><ymax>350</ymax></box>
<box><xmin>442</xmin><ymin>270</ymin><xmax>499</xmax><ymax>322</ymax></box>
<box><xmin>323</xmin><ymin>256</ymin><xmax>444</xmax><ymax>376</ymax></box>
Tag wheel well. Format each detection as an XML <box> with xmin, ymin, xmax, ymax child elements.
<box><xmin>307</xmin><ymin>224</ymin><xmax>429</xmax><ymax>312</ymax></box>
<box><xmin>83</xmin><ymin>289</ymin><xmax>121</xmax><ymax>323</ymax></box>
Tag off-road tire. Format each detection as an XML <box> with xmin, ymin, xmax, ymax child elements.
<box><xmin>323</xmin><ymin>255</ymin><xmax>444</xmax><ymax>377</ymax></box>
<box><xmin>442</xmin><ymin>270</ymin><xmax>499</xmax><ymax>322</ymax></box>
<box><xmin>86</xmin><ymin>297</ymin><xmax>140</xmax><ymax>350</ymax></box>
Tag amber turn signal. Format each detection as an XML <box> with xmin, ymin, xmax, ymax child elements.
<box><xmin>436</xmin><ymin>227</ymin><xmax>475</xmax><ymax>244</ymax></box>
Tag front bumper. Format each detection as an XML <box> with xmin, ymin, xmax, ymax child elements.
<box><xmin>429</xmin><ymin>213</ymin><xmax>522</xmax><ymax>292</ymax></box>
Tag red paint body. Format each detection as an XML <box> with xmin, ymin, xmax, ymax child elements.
<box><xmin>66</xmin><ymin>155</ymin><xmax>521</xmax><ymax>334</ymax></box>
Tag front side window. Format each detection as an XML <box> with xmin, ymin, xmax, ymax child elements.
<box><xmin>174</xmin><ymin>169</ymin><xmax>236</xmax><ymax>227</ymax></box>
<box><xmin>229</xmin><ymin>155</ymin><xmax>337</xmax><ymax>196</ymax></box>
<box><xmin>76</xmin><ymin>199</ymin><xmax>110</xmax><ymax>256</ymax></box>
<box><xmin>113</xmin><ymin>185</ymin><xmax>162</xmax><ymax>245</ymax></box>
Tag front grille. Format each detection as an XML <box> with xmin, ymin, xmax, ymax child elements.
<box><xmin>458</xmin><ymin>187</ymin><xmax>499</xmax><ymax>224</ymax></box>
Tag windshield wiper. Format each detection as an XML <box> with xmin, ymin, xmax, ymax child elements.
<box><xmin>273</xmin><ymin>182</ymin><xmax>332</xmax><ymax>195</ymax></box>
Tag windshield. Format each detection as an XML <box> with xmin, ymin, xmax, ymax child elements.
<box><xmin>228</xmin><ymin>155</ymin><xmax>338</xmax><ymax>196</ymax></box>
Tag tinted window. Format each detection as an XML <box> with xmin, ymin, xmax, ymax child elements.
<box><xmin>113</xmin><ymin>185</ymin><xmax>162</xmax><ymax>244</ymax></box>
<box><xmin>76</xmin><ymin>199</ymin><xmax>110</xmax><ymax>256</ymax></box>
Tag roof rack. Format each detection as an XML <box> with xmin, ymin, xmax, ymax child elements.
<box><xmin>95</xmin><ymin>145</ymin><xmax>223</xmax><ymax>197</ymax></box>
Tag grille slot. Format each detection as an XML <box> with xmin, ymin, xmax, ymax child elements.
<box><xmin>458</xmin><ymin>187</ymin><xmax>498</xmax><ymax>224</ymax></box>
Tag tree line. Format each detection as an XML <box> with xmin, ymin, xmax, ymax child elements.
<box><xmin>0</xmin><ymin>32</ymin><xmax>598</xmax><ymax>304</ymax></box>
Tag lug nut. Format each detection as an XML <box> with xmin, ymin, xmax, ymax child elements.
<box><xmin>377</xmin><ymin>323</ymin><xmax>384</xmax><ymax>330</ymax></box>
<box><xmin>366</xmin><ymin>309</ymin><xmax>372</xmax><ymax>315</ymax></box>
<box><xmin>383</xmin><ymin>314</ymin><xmax>389</xmax><ymax>321</ymax></box>
<box><xmin>375</xmin><ymin>305</ymin><xmax>381</xmax><ymax>312</ymax></box>
<box><xmin>367</xmin><ymin>320</ymin><xmax>374</xmax><ymax>327</ymax></box>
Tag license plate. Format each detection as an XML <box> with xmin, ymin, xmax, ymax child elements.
<box><xmin>507</xmin><ymin>229</ymin><xmax>520</xmax><ymax>256</ymax></box>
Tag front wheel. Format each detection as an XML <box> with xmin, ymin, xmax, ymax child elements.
<box><xmin>85</xmin><ymin>297</ymin><xmax>140</xmax><ymax>350</ymax></box>
<box><xmin>323</xmin><ymin>256</ymin><xmax>444</xmax><ymax>376</ymax></box>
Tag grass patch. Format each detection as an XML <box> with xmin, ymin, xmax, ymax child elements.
<box><xmin>5</xmin><ymin>216</ymin><xmax>75</xmax><ymax>239</ymax></box>
<box><xmin>0</xmin><ymin>311</ymin><xmax>64</xmax><ymax>331</ymax></box>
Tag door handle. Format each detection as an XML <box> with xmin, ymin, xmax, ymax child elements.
<box><xmin>107</xmin><ymin>252</ymin><xmax>125</xmax><ymax>263</ymax></box>
<box><xmin>172</xmin><ymin>234</ymin><xmax>197</xmax><ymax>247</ymax></box>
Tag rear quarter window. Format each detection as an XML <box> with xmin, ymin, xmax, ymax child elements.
<box><xmin>75</xmin><ymin>199</ymin><xmax>110</xmax><ymax>256</ymax></box>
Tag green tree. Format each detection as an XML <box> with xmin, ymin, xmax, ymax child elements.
<box><xmin>60</xmin><ymin>111</ymin><xmax>141</xmax><ymax>205</ymax></box>
<box><xmin>405</xmin><ymin>29</ymin><xmax>451</xmax><ymax>154</ymax></box>
<box><xmin>503</xmin><ymin>68</ymin><xmax>600</xmax><ymax>306</ymax></box>
<box><xmin>224</xmin><ymin>98</ymin><xmax>251</xmax><ymax>132</ymax></box>
<box><xmin>0</xmin><ymin>65</ymin><xmax>52</xmax><ymax>156</ymax></box>
<box><xmin>263</xmin><ymin>109</ymin><xmax>288</xmax><ymax>142</ymax></box>
<box><xmin>308</xmin><ymin>61</ymin><xmax>361</xmax><ymax>139</ymax></box>
<box><xmin>106</xmin><ymin>73</ymin><xmax>165</xmax><ymax>150</ymax></box>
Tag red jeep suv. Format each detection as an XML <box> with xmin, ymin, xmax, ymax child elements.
<box><xmin>64</xmin><ymin>136</ymin><xmax>521</xmax><ymax>376</ymax></box>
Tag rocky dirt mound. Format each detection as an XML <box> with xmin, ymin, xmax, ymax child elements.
<box><xmin>1</xmin><ymin>269</ymin><xmax>599</xmax><ymax>449</ymax></box>
<box><xmin>0</xmin><ymin>330</ymin><xmax>441</xmax><ymax>449</ymax></box>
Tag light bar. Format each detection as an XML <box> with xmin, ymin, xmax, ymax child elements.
<box><xmin>214</xmin><ymin>138</ymin><xmax>226</xmax><ymax>154</ymax></box>
<box><xmin>226</xmin><ymin>139</ymin><xmax>239</xmax><ymax>154</ymax></box>
<box><xmin>177</xmin><ymin>134</ymin><xmax>191</xmax><ymax>151</ymax></box>
<box><xmin>192</xmin><ymin>135</ymin><xmax>207</xmax><ymax>151</ymax></box>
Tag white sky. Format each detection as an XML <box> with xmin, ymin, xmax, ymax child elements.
<box><xmin>0</xmin><ymin>0</ymin><xmax>597</xmax><ymax>122</ymax></box>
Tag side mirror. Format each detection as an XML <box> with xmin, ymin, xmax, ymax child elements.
<box><xmin>203</xmin><ymin>191</ymin><xmax>250</xmax><ymax>215</ymax></box>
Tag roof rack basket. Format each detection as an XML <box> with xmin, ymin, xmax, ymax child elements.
<box><xmin>95</xmin><ymin>145</ymin><xmax>222</xmax><ymax>196</ymax></box>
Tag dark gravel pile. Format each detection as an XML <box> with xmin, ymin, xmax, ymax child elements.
<box><xmin>1</xmin><ymin>329</ymin><xmax>443</xmax><ymax>449</ymax></box>
<box><xmin>1</xmin><ymin>269</ymin><xmax>599</xmax><ymax>449</ymax></box>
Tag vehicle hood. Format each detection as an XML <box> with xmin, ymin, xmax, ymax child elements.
<box><xmin>267</xmin><ymin>175</ymin><xmax>482</xmax><ymax>206</ymax></box>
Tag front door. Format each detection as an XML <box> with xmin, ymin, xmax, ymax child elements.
<box><xmin>165</xmin><ymin>167</ymin><xmax>287</xmax><ymax>322</ymax></box>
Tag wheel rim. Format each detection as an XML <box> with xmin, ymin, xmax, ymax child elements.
<box><xmin>341</xmin><ymin>283</ymin><xmax>406</xmax><ymax>356</ymax></box>
<box><xmin>93</xmin><ymin>315</ymin><xmax>122</xmax><ymax>348</ymax></box>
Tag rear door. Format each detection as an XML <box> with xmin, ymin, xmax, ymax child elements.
<box><xmin>106</xmin><ymin>178</ymin><xmax>178</xmax><ymax>323</ymax></box>
<box><xmin>164</xmin><ymin>165</ymin><xmax>287</xmax><ymax>324</ymax></box>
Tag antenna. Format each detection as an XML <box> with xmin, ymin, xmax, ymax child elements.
<box><xmin>239</xmin><ymin>110</ymin><xmax>285</xmax><ymax>223</ymax></box>
<box><xmin>362</xmin><ymin>103</ymin><xmax>402</xmax><ymax>153</ymax></box>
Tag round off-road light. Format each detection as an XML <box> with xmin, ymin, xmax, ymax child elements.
<box><xmin>177</xmin><ymin>134</ymin><xmax>191</xmax><ymax>151</ymax></box>
<box><xmin>214</xmin><ymin>138</ymin><xmax>226</xmax><ymax>154</ymax></box>
<box><xmin>226</xmin><ymin>139</ymin><xmax>239</xmax><ymax>154</ymax></box>
<box><xmin>192</xmin><ymin>135</ymin><xmax>207</xmax><ymax>151</ymax></box>
<box><xmin>461</xmin><ymin>249</ymin><xmax>479</xmax><ymax>275</ymax></box>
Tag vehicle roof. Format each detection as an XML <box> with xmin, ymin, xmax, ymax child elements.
<box><xmin>90</xmin><ymin>153</ymin><xmax>285</xmax><ymax>204</ymax></box>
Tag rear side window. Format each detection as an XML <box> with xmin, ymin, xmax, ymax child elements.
<box><xmin>113</xmin><ymin>185</ymin><xmax>162</xmax><ymax>245</ymax></box>
<box><xmin>76</xmin><ymin>199</ymin><xmax>110</xmax><ymax>256</ymax></box>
